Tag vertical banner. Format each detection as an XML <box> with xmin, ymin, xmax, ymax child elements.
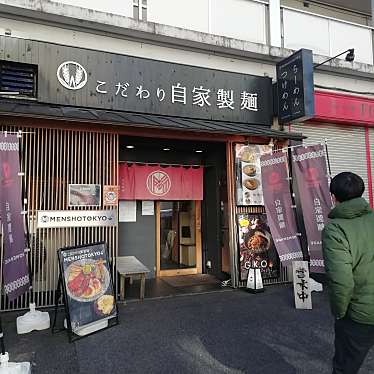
<box><xmin>260</xmin><ymin>151</ymin><xmax>303</xmax><ymax>264</ymax></box>
<box><xmin>292</xmin><ymin>144</ymin><xmax>332</xmax><ymax>273</ymax></box>
<box><xmin>0</xmin><ymin>134</ymin><xmax>30</xmax><ymax>301</ymax></box>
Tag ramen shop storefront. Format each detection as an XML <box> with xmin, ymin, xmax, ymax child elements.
<box><xmin>0</xmin><ymin>36</ymin><xmax>304</xmax><ymax>310</ymax></box>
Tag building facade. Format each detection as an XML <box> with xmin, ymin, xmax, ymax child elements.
<box><xmin>0</xmin><ymin>0</ymin><xmax>374</xmax><ymax>310</ymax></box>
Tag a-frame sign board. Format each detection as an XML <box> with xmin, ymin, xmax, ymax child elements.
<box><xmin>52</xmin><ymin>242</ymin><xmax>118</xmax><ymax>342</ymax></box>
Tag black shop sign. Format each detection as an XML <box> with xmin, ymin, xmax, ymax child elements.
<box><xmin>0</xmin><ymin>36</ymin><xmax>273</xmax><ymax>125</ymax></box>
<box><xmin>276</xmin><ymin>48</ymin><xmax>315</xmax><ymax>124</ymax></box>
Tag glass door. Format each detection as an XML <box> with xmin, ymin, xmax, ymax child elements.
<box><xmin>157</xmin><ymin>201</ymin><xmax>201</xmax><ymax>276</ymax></box>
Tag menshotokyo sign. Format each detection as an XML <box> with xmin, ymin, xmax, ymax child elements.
<box><xmin>37</xmin><ymin>210</ymin><xmax>117</xmax><ymax>228</ymax></box>
<box><xmin>276</xmin><ymin>48</ymin><xmax>315</xmax><ymax>124</ymax></box>
<box><xmin>0</xmin><ymin>37</ymin><xmax>273</xmax><ymax>125</ymax></box>
<box><xmin>260</xmin><ymin>151</ymin><xmax>303</xmax><ymax>264</ymax></box>
<box><xmin>292</xmin><ymin>144</ymin><xmax>332</xmax><ymax>273</ymax></box>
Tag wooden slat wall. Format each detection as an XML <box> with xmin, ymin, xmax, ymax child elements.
<box><xmin>0</xmin><ymin>126</ymin><xmax>118</xmax><ymax>311</ymax></box>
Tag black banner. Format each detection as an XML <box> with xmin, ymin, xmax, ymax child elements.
<box><xmin>276</xmin><ymin>49</ymin><xmax>315</xmax><ymax>124</ymax></box>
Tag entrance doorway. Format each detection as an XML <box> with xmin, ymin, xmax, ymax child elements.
<box><xmin>118</xmin><ymin>135</ymin><xmax>227</xmax><ymax>281</ymax></box>
<box><xmin>156</xmin><ymin>201</ymin><xmax>202</xmax><ymax>276</ymax></box>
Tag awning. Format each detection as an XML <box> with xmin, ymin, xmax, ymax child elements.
<box><xmin>0</xmin><ymin>100</ymin><xmax>304</xmax><ymax>140</ymax></box>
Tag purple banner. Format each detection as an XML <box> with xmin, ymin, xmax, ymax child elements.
<box><xmin>292</xmin><ymin>144</ymin><xmax>332</xmax><ymax>273</ymax></box>
<box><xmin>260</xmin><ymin>151</ymin><xmax>303</xmax><ymax>264</ymax></box>
<box><xmin>0</xmin><ymin>134</ymin><xmax>30</xmax><ymax>301</ymax></box>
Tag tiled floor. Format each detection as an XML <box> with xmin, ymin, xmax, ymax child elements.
<box><xmin>121</xmin><ymin>275</ymin><xmax>230</xmax><ymax>302</ymax></box>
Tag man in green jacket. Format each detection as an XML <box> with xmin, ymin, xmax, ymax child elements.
<box><xmin>322</xmin><ymin>172</ymin><xmax>374</xmax><ymax>374</ymax></box>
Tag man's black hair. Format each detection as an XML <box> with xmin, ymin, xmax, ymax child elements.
<box><xmin>330</xmin><ymin>172</ymin><xmax>365</xmax><ymax>202</ymax></box>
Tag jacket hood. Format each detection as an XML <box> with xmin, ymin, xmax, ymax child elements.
<box><xmin>329</xmin><ymin>197</ymin><xmax>372</xmax><ymax>219</ymax></box>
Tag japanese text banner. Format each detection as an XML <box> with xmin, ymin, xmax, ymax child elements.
<box><xmin>119</xmin><ymin>164</ymin><xmax>203</xmax><ymax>201</ymax></box>
<box><xmin>292</xmin><ymin>144</ymin><xmax>332</xmax><ymax>273</ymax></box>
<box><xmin>0</xmin><ymin>134</ymin><xmax>30</xmax><ymax>301</ymax></box>
<box><xmin>260</xmin><ymin>151</ymin><xmax>303</xmax><ymax>264</ymax></box>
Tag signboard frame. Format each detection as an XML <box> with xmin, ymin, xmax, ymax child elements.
<box><xmin>276</xmin><ymin>48</ymin><xmax>315</xmax><ymax>124</ymax></box>
<box><xmin>54</xmin><ymin>242</ymin><xmax>119</xmax><ymax>342</ymax></box>
<box><xmin>37</xmin><ymin>210</ymin><xmax>117</xmax><ymax>228</ymax></box>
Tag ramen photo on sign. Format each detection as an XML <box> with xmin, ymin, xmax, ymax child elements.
<box><xmin>68</xmin><ymin>184</ymin><xmax>101</xmax><ymax>207</ymax></box>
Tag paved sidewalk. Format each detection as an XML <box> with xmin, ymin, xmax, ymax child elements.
<box><xmin>2</xmin><ymin>285</ymin><xmax>373</xmax><ymax>374</ymax></box>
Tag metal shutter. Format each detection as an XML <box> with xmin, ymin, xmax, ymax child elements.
<box><xmin>369</xmin><ymin>128</ymin><xmax>374</xmax><ymax>201</ymax></box>
<box><xmin>289</xmin><ymin>123</ymin><xmax>370</xmax><ymax>202</ymax></box>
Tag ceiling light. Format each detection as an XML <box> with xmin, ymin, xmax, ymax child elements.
<box><xmin>195</xmin><ymin>150</ymin><xmax>203</xmax><ymax>153</ymax></box>
<box><xmin>163</xmin><ymin>148</ymin><xmax>171</xmax><ymax>151</ymax></box>
<box><xmin>126</xmin><ymin>145</ymin><xmax>135</xmax><ymax>149</ymax></box>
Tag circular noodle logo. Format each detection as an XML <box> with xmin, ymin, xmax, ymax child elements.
<box><xmin>105</xmin><ymin>191</ymin><xmax>117</xmax><ymax>202</ymax></box>
<box><xmin>57</xmin><ymin>61</ymin><xmax>88</xmax><ymax>90</ymax></box>
<box><xmin>146</xmin><ymin>170</ymin><xmax>171</xmax><ymax>196</ymax></box>
<box><xmin>41</xmin><ymin>215</ymin><xmax>49</xmax><ymax>223</ymax></box>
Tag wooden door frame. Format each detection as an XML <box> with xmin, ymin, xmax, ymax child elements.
<box><xmin>156</xmin><ymin>200</ymin><xmax>202</xmax><ymax>277</ymax></box>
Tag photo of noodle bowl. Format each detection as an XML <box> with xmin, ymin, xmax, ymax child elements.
<box><xmin>243</xmin><ymin>229</ymin><xmax>271</xmax><ymax>253</ymax></box>
<box><xmin>237</xmin><ymin>146</ymin><xmax>256</xmax><ymax>163</ymax></box>
<box><xmin>243</xmin><ymin>178</ymin><xmax>260</xmax><ymax>191</ymax></box>
<box><xmin>95</xmin><ymin>295</ymin><xmax>115</xmax><ymax>316</ymax></box>
<box><xmin>65</xmin><ymin>259</ymin><xmax>110</xmax><ymax>302</ymax></box>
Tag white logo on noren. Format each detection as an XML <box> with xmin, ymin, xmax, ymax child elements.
<box><xmin>57</xmin><ymin>61</ymin><xmax>88</xmax><ymax>90</ymax></box>
<box><xmin>146</xmin><ymin>171</ymin><xmax>171</xmax><ymax>196</ymax></box>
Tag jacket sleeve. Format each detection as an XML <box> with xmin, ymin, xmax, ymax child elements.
<box><xmin>322</xmin><ymin>223</ymin><xmax>354</xmax><ymax>319</ymax></box>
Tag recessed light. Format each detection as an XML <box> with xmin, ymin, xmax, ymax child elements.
<box><xmin>195</xmin><ymin>150</ymin><xmax>203</xmax><ymax>153</ymax></box>
<box><xmin>163</xmin><ymin>148</ymin><xmax>171</xmax><ymax>151</ymax></box>
<box><xmin>126</xmin><ymin>145</ymin><xmax>135</xmax><ymax>149</ymax></box>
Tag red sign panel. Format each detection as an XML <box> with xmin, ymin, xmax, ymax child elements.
<box><xmin>119</xmin><ymin>164</ymin><xmax>203</xmax><ymax>200</ymax></box>
<box><xmin>314</xmin><ymin>91</ymin><xmax>374</xmax><ymax>126</ymax></box>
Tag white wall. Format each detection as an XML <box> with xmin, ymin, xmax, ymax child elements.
<box><xmin>210</xmin><ymin>0</ymin><xmax>267</xmax><ymax>44</ymax></box>
<box><xmin>0</xmin><ymin>17</ymin><xmax>272</xmax><ymax>77</ymax></box>
<box><xmin>147</xmin><ymin>0</ymin><xmax>267</xmax><ymax>43</ymax></box>
<box><xmin>1</xmin><ymin>16</ymin><xmax>373</xmax><ymax>96</ymax></box>
<box><xmin>147</xmin><ymin>0</ymin><xmax>209</xmax><ymax>33</ymax></box>
<box><xmin>283</xmin><ymin>8</ymin><xmax>373</xmax><ymax>65</ymax></box>
<box><xmin>50</xmin><ymin>0</ymin><xmax>133</xmax><ymax>17</ymax></box>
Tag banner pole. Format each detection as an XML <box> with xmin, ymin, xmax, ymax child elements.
<box><xmin>18</xmin><ymin>133</ymin><xmax>33</xmax><ymax>305</ymax></box>
<box><xmin>0</xmin><ymin>318</ymin><xmax>5</xmax><ymax>355</ymax></box>
<box><xmin>324</xmin><ymin>139</ymin><xmax>332</xmax><ymax>178</ymax></box>
<box><xmin>288</xmin><ymin>140</ymin><xmax>310</xmax><ymax>263</ymax></box>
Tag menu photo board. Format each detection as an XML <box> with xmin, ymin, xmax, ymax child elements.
<box><xmin>68</xmin><ymin>184</ymin><xmax>101</xmax><ymax>207</ymax></box>
<box><xmin>57</xmin><ymin>242</ymin><xmax>118</xmax><ymax>340</ymax></box>
<box><xmin>235</xmin><ymin>144</ymin><xmax>271</xmax><ymax>206</ymax></box>
<box><xmin>238</xmin><ymin>213</ymin><xmax>280</xmax><ymax>281</ymax></box>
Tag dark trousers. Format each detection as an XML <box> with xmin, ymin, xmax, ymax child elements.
<box><xmin>333</xmin><ymin>317</ymin><xmax>374</xmax><ymax>374</ymax></box>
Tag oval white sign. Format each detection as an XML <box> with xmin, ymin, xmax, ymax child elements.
<box><xmin>57</xmin><ymin>61</ymin><xmax>88</xmax><ymax>90</ymax></box>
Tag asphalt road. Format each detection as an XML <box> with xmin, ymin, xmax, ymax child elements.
<box><xmin>2</xmin><ymin>285</ymin><xmax>373</xmax><ymax>374</ymax></box>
